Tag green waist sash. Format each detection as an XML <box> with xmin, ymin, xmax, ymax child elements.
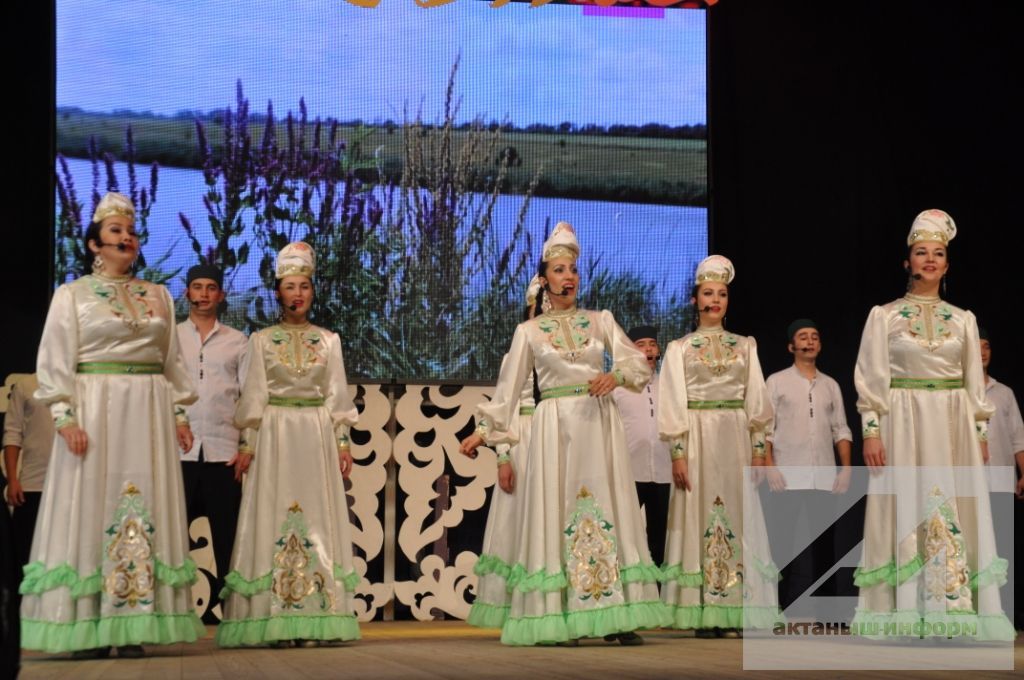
<box><xmin>889</xmin><ymin>377</ymin><xmax>963</xmax><ymax>390</ymax></box>
<box><xmin>688</xmin><ymin>399</ymin><xmax>744</xmax><ymax>410</ymax></box>
<box><xmin>539</xmin><ymin>384</ymin><xmax>590</xmax><ymax>401</ymax></box>
<box><xmin>268</xmin><ymin>396</ymin><xmax>326</xmax><ymax>408</ymax></box>
<box><xmin>77</xmin><ymin>361</ymin><xmax>162</xmax><ymax>375</ymax></box>
<box><xmin>519</xmin><ymin>406</ymin><xmax>536</xmax><ymax>415</ymax></box>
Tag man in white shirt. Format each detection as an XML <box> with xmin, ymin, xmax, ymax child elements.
<box><xmin>978</xmin><ymin>328</ymin><xmax>1024</xmax><ymax>629</ymax></box>
<box><xmin>2</xmin><ymin>375</ymin><xmax>54</xmax><ymax>571</ymax></box>
<box><xmin>177</xmin><ymin>264</ymin><xmax>249</xmax><ymax>618</ymax></box>
<box><xmin>764</xmin><ymin>319</ymin><xmax>852</xmax><ymax>613</ymax></box>
<box><xmin>613</xmin><ymin>325</ymin><xmax>671</xmax><ymax>566</ymax></box>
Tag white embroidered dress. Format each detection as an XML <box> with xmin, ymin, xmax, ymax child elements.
<box><xmin>467</xmin><ymin>366</ymin><xmax>535</xmax><ymax>629</ymax></box>
<box><xmin>475</xmin><ymin>308</ymin><xmax>670</xmax><ymax>645</ymax></box>
<box><xmin>216</xmin><ymin>323</ymin><xmax>361</xmax><ymax>646</ymax></box>
<box><xmin>657</xmin><ymin>326</ymin><xmax>780</xmax><ymax>629</ymax></box>
<box><xmin>21</xmin><ymin>274</ymin><xmax>203</xmax><ymax>652</ymax></box>
<box><xmin>852</xmin><ymin>294</ymin><xmax>1014</xmax><ymax>639</ymax></box>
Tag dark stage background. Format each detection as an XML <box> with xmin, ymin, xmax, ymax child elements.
<box><xmin>2</xmin><ymin>0</ymin><xmax>1021</xmax><ymax>453</ymax></box>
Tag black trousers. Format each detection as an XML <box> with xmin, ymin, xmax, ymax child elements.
<box><xmin>11</xmin><ymin>491</ymin><xmax>42</xmax><ymax>573</ymax></box>
<box><xmin>636</xmin><ymin>482</ymin><xmax>671</xmax><ymax>567</ymax></box>
<box><xmin>181</xmin><ymin>450</ymin><xmax>242</xmax><ymax>618</ymax></box>
<box><xmin>762</xmin><ymin>488</ymin><xmax>837</xmax><ymax>613</ymax></box>
<box><xmin>1</xmin><ymin>477</ymin><xmax>21</xmax><ymax>679</ymax></box>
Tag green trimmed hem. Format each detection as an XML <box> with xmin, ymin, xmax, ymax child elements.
<box><xmin>333</xmin><ymin>565</ymin><xmax>361</xmax><ymax>591</ymax></box>
<box><xmin>506</xmin><ymin>564</ymin><xmax>568</xmax><ymax>594</ymax></box>
<box><xmin>853</xmin><ymin>554</ymin><xmax>925</xmax><ymax>587</ymax></box>
<box><xmin>500</xmin><ymin>600</ymin><xmax>671</xmax><ymax>646</ymax></box>
<box><xmin>620</xmin><ymin>563</ymin><xmax>663</xmax><ymax>584</ymax></box>
<box><xmin>20</xmin><ymin>558</ymin><xmax>198</xmax><ymax>598</ymax></box>
<box><xmin>504</xmin><ymin>560</ymin><xmax>662</xmax><ymax>594</ymax></box>
<box><xmin>850</xmin><ymin>608</ymin><xmax>1017</xmax><ymax>642</ymax></box>
<box><xmin>221</xmin><ymin>566</ymin><xmax>359</xmax><ymax>600</ymax></box>
<box><xmin>667</xmin><ymin>604</ymin><xmax>783</xmax><ymax>630</ymax></box>
<box><xmin>21</xmin><ymin>612</ymin><xmax>205</xmax><ymax>653</ymax></box>
<box><xmin>474</xmin><ymin>553</ymin><xmax>513</xmax><ymax>580</ymax></box>
<box><xmin>215</xmin><ymin>614</ymin><xmax>361</xmax><ymax>647</ymax></box>
<box><xmin>466</xmin><ymin>601</ymin><xmax>510</xmax><ymax>629</ymax></box>
<box><xmin>971</xmin><ymin>558</ymin><xmax>1008</xmax><ymax>589</ymax></box>
<box><xmin>661</xmin><ymin>565</ymin><xmax>704</xmax><ymax>588</ymax></box>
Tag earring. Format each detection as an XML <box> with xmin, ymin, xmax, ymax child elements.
<box><xmin>92</xmin><ymin>254</ymin><xmax>105</xmax><ymax>274</ymax></box>
<box><xmin>541</xmin><ymin>290</ymin><xmax>552</xmax><ymax>314</ymax></box>
<box><xmin>941</xmin><ymin>275</ymin><xmax>947</xmax><ymax>297</ymax></box>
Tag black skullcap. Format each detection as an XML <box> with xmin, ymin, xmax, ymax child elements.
<box><xmin>186</xmin><ymin>263</ymin><xmax>224</xmax><ymax>288</ymax></box>
<box><xmin>787</xmin><ymin>318</ymin><xmax>818</xmax><ymax>342</ymax></box>
<box><xmin>628</xmin><ymin>325</ymin><xmax>659</xmax><ymax>343</ymax></box>
<box><xmin>978</xmin><ymin>326</ymin><xmax>989</xmax><ymax>342</ymax></box>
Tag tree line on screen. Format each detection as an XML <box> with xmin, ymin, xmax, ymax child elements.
<box><xmin>54</xmin><ymin>61</ymin><xmax>696</xmax><ymax>380</ymax></box>
<box><xmin>59</xmin><ymin>106</ymin><xmax>707</xmax><ymax>142</ymax></box>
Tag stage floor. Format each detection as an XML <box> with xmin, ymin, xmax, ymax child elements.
<box><xmin>19</xmin><ymin>621</ymin><xmax>1024</xmax><ymax>679</ymax></box>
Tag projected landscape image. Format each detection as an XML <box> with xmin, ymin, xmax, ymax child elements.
<box><xmin>55</xmin><ymin>0</ymin><xmax>708</xmax><ymax>381</ymax></box>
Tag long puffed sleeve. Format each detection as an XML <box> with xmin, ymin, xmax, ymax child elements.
<box><xmin>744</xmin><ymin>337</ymin><xmax>773</xmax><ymax>459</ymax></box>
<box><xmin>324</xmin><ymin>332</ymin><xmax>359</xmax><ymax>450</ymax></box>
<box><xmin>234</xmin><ymin>332</ymin><xmax>268</xmax><ymax>454</ymax></box>
<box><xmin>160</xmin><ymin>286</ymin><xmax>198</xmax><ymax>425</ymax></box>
<box><xmin>602</xmin><ymin>310</ymin><xmax>651</xmax><ymax>392</ymax></box>
<box><xmin>854</xmin><ymin>305</ymin><xmax>890</xmax><ymax>439</ymax></box>
<box><xmin>658</xmin><ymin>338</ymin><xmax>689</xmax><ymax>459</ymax></box>
<box><xmin>34</xmin><ymin>284</ymin><xmax>80</xmax><ymax>429</ymax></box>
<box><xmin>961</xmin><ymin>310</ymin><xmax>995</xmax><ymax>441</ymax></box>
<box><xmin>476</xmin><ymin>323</ymin><xmax>533</xmax><ymax>446</ymax></box>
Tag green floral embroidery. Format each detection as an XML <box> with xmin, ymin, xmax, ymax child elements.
<box><xmin>564</xmin><ymin>487</ymin><xmax>620</xmax><ymax>603</ymax></box>
<box><xmin>900</xmin><ymin>300</ymin><xmax>952</xmax><ymax>351</ymax></box>
<box><xmin>690</xmin><ymin>331</ymin><xmax>740</xmax><ymax>376</ymax></box>
<box><xmin>975</xmin><ymin>422</ymin><xmax>989</xmax><ymax>443</ymax></box>
<box><xmin>670</xmin><ymin>441</ymin><xmax>686</xmax><ymax>460</ymax></box>
<box><xmin>863</xmin><ymin>418</ymin><xmax>880</xmax><ymax>438</ymax></box>
<box><xmin>537</xmin><ymin>313</ymin><xmax>591</xmax><ymax>361</ymax></box>
<box><xmin>269</xmin><ymin>327</ymin><xmax>325</xmax><ymax>375</ymax></box>
<box><xmin>87</xmin><ymin>277</ymin><xmax>154</xmax><ymax>332</ymax></box>
<box><xmin>103</xmin><ymin>482</ymin><xmax>156</xmax><ymax>609</ymax></box>
<box><xmin>54</xmin><ymin>406</ymin><xmax>76</xmax><ymax>429</ymax></box>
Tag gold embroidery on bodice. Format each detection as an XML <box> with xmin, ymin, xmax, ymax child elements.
<box><xmin>269</xmin><ymin>325</ymin><xmax>325</xmax><ymax>376</ymax></box>
<box><xmin>899</xmin><ymin>295</ymin><xmax>953</xmax><ymax>352</ymax></box>
<box><xmin>537</xmin><ymin>309</ymin><xmax>591</xmax><ymax>363</ymax></box>
<box><xmin>690</xmin><ymin>328</ymin><xmax>740</xmax><ymax>376</ymax></box>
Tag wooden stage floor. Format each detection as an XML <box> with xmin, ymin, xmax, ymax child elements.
<box><xmin>19</xmin><ymin>622</ymin><xmax>1024</xmax><ymax>679</ymax></box>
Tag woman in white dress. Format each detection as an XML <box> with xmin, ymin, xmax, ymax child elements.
<box><xmin>216</xmin><ymin>242</ymin><xmax>361</xmax><ymax>648</ymax></box>
<box><xmin>467</xmin><ymin>279</ymin><xmax>539</xmax><ymax>629</ymax></box>
<box><xmin>21</xmin><ymin>192</ymin><xmax>202</xmax><ymax>658</ymax></box>
<box><xmin>852</xmin><ymin>210</ymin><xmax>1014</xmax><ymax>640</ymax></box>
<box><xmin>657</xmin><ymin>255</ymin><xmax>780</xmax><ymax>637</ymax></box>
<box><xmin>460</xmin><ymin>222</ymin><xmax>668</xmax><ymax>646</ymax></box>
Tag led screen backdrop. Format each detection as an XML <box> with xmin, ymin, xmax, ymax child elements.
<box><xmin>55</xmin><ymin>0</ymin><xmax>708</xmax><ymax>382</ymax></box>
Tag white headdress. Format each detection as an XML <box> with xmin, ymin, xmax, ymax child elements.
<box><xmin>694</xmin><ymin>254</ymin><xmax>735</xmax><ymax>285</ymax></box>
<box><xmin>907</xmin><ymin>209</ymin><xmax>956</xmax><ymax>246</ymax></box>
<box><xmin>275</xmin><ymin>241</ymin><xmax>315</xmax><ymax>279</ymax></box>
<box><xmin>92</xmin><ymin>192</ymin><xmax>135</xmax><ymax>224</ymax></box>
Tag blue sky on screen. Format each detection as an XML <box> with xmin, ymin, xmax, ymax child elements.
<box><xmin>57</xmin><ymin>0</ymin><xmax>706</xmax><ymax>127</ymax></box>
